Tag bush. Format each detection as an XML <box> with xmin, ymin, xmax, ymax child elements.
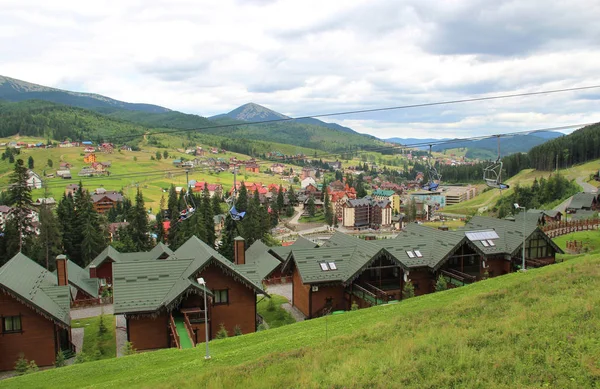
<box><xmin>257</xmin><ymin>323</ymin><xmax>267</xmax><ymax>331</ymax></box>
<box><xmin>216</xmin><ymin>323</ymin><xmax>228</xmax><ymax>339</ymax></box>
<box><xmin>98</xmin><ymin>315</ymin><xmax>107</xmax><ymax>335</ymax></box>
<box><xmin>74</xmin><ymin>352</ymin><xmax>89</xmax><ymax>364</ymax></box>
<box><xmin>351</xmin><ymin>301</ymin><xmax>359</xmax><ymax>311</ymax></box>
<box><xmin>27</xmin><ymin>360</ymin><xmax>39</xmax><ymax>374</ymax></box>
<box><xmin>266</xmin><ymin>298</ymin><xmax>276</xmax><ymax>312</ymax></box>
<box><xmin>435</xmin><ymin>275</ymin><xmax>448</xmax><ymax>292</ymax></box>
<box><xmin>123</xmin><ymin>341</ymin><xmax>136</xmax><ymax>356</ymax></box>
<box><xmin>402</xmin><ymin>281</ymin><xmax>415</xmax><ymax>299</ymax></box>
<box><xmin>55</xmin><ymin>350</ymin><xmax>66</xmax><ymax>368</ymax></box>
<box><xmin>14</xmin><ymin>354</ymin><xmax>29</xmax><ymax>375</ymax></box>
<box><xmin>234</xmin><ymin>325</ymin><xmax>243</xmax><ymax>336</ymax></box>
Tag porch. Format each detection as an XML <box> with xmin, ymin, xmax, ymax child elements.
<box><xmin>169</xmin><ymin>307</ymin><xmax>209</xmax><ymax>349</ymax></box>
<box><xmin>350</xmin><ymin>255</ymin><xmax>403</xmax><ymax>306</ymax></box>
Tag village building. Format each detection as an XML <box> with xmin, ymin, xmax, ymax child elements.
<box><xmin>244</xmin><ymin>162</ymin><xmax>261</xmax><ymax>174</ymax></box>
<box><xmin>0</xmin><ymin>254</ymin><xmax>73</xmax><ymax>371</ymax></box>
<box><xmin>112</xmin><ymin>237</ymin><xmax>269</xmax><ymax>351</ymax></box>
<box><xmin>341</xmin><ymin>197</ymin><xmax>392</xmax><ymax>229</ymax></box>
<box><xmin>300</xmin><ymin>177</ymin><xmax>316</xmax><ymax>189</ymax></box>
<box><xmin>83</xmin><ymin>153</ymin><xmax>97</xmax><ymax>164</ymax></box>
<box><xmin>283</xmin><ymin>216</ymin><xmax>562</xmax><ymax>319</ymax></box>
<box><xmin>192</xmin><ymin>182</ymin><xmax>223</xmax><ymax>198</ymax></box>
<box><xmin>443</xmin><ymin>186</ymin><xmax>478</xmax><ymax>205</ymax></box>
<box><xmin>301</xmin><ymin>167</ymin><xmax>317</xmax><ymax>180</ymax></box>
<box><xmin>91</xmin><ymin>189</ymin><xmax>123</xmax><ymax>214</ymax></box>
<box><xmin>26</xmin><ymin>170</ymin><xmax>42</xmax><ymax>189</ymax></box>
<box><xmin>270</xmin><ymin>163</ymin><xmax>285</xmax><ymax>174</ymax></box>
<box><xmin>566</xmin><ymin>192</ymin><xmax>599</xmax><ymax>213</ymax></box>
<box><xmin>372</xmin><ymin>189</ymin><xmax>401</xmax><ymax>213</ymax></box>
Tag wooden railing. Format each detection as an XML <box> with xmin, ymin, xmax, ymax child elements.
<box><xmin>542</xmin><ymin>219</ymin><xmax>600</xmax><ymax>238</ymax></box>
<box><xmin>351</xmin><ymin>284</ymin><xmax>384</xmax><ymax>306</ymax></box>
<box><xmin>442</xmin><ymin>269</ymin><xmax>477</xmax><ymax>284</ymax></box>
<box><xmin>183</xmin><ymin>314</ymin><xmax>196</xmax><ymax>347</ymax></box>
<box><xmin>169</xmin><ymin>314</ymin><xmax>180</xmax><ymax>349</ymax></box>
<box><xmin>362</xmin><ymin>282</ymin><xmax>391</xmax><ymax>303</ymax></box>
<box><xmin>71</xmin><ymin>296</ymin><xmax>113</xmax><ymax>309</ymax></box>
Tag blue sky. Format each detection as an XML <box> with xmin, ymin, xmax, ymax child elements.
<box><xmin>1</xmin><ymin>0</ymin><xmax>600</xmax><ymax>139</ymax></box>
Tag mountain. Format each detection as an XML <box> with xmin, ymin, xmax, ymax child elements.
<box><xmin>210</xmin><ymin>103</ymin><xmax>359</xmax><ymax>134</ymax></box>
<box><xmin>432</xmin><ymin>132</ymin><xmax>564</xmax><ymax>156</ymax></box>
<box><xmin>0</xmin><ymin>75</ymin><xmax>170</xmax><ymax>113</ymax></box>
<box><xmin>386</xmin><ymin>137</ymin><xmax>452</xmax><ymax>150</ymax></box>
<box><xmin>529</xmin><ymin>130</ymin><xmax>565</xmax><ymax>140</ymax></box>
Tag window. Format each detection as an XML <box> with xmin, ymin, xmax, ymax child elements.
<box><xmin>487</xmin><ymin>240</ymin><xmax>496</xmax><ymax>246</ymax></box>
<box><xmin>2</xmin><ymin>315</ymin><xmax>22</xmax><ymax>333</ymax></box>
<box><xmin>328</xmin><ymin>262</ymin><xmax>337</xmax><ymax>270</ymax></box>
<box><xmin>414</xmin><ymin>250</ymin><xmax>423</xmax><ymax>258</ymax></box>
<box><xmin>213</xmin><ymin>289</ymin><xmax>229</xmax><ymax>305</ymax></box>
<box><xmin>320</xmin><ymin>262</ymin><xmax>329</xmax><ymax>271</ymax></box>
<box><xmin>406</xmin><ymin>251</ymin><xmax>416</xmax><ymax>258</ymax></box>
<box><xmin>481</xmin><ymin>240</ymin><xmax>489</xmax><ymax>247</ymax></box>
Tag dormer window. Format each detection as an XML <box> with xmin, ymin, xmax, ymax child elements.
<box><xmin>406</xmin><ymin>251</ymin><xmax>416</xmax><ymax>258</ymax></box>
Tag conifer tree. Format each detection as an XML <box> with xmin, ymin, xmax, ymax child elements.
<box><xmin>127</xmin><ymin>188</ymin><xmax>151</xmax><ymax>252</ymax></box>
<box><xmin>155</xmin><ymin>211</ymin><xmax>166</xmax><ymax>243</ymax></box>
<box><xmin>236</xmin><ymin>183</ymin><xmax>248</xmax><ymax>212</ymax></box>
<box><xmin>307</xmin><ymin>194</ymin><xmax>316</xmax><ymax>217</ymax></box>
<box><xmin>287</xmin><ymin>185</ymin><xmax>297</xmax><ymax>205</ymax></box>
<box><xmin>211</xmin><ymin>193</ymin><xmax>222</xmax><ymax>216</ymax></box>
<box><xmin>6</xmin><ymin>159</ymin><xmax>34</xmax><ymax>256</ymax></box>
<box><xmin>276</xmin><ymin>185</ymin><xmax>285</xmax><ymax>211</ymax></box>
<box><xmin>33</xmin><ymin>201</ymin><xmax>62</xmax><ymax>269</ymax></box>
<box><xmin>167</xmin><ymin>185</ymin><xmax>178</xmax><ymax>220</ymax></box>
<box><xmin>219</xmin><ymin>216</ymin><xmax>237</xmax><ymax>261</ymax></box>
<box><xmin>324</xmin><ymin>191</ymin><xmax>334</xmax><ymax>226</ymax></box>
<box><xmin>202</xmin><ymin>186</ymin><xmax>215</xmax><ymax>247</ymax></box>
<box><xmin>27</xmin><ymin>156</ymin><xmax>34</xmax><ymax>169</ymax></box>
<box><xmin>57</xmin><ymin>193</ymin><xmax>76</xmax><ymax>259</ymax></box>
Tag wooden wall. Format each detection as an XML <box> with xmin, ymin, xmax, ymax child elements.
<box><xmin>292</xmin><ymin>267</ymin><xmax>309</xmax><ymax>317</ymax></box>
<box><xmin>0</xmin><ymin>292</ymin><xmax>58</xmax><ymax>371</ymax></box>
<box><xmin>198</xmin><ymin>264</ymin><xmax>257</xmax><ymax>338</ymax></box>
<box><xmin>127</xmin><ymin>314</ymin><xmax>169</xmax><ymax>351</ymax></box>
<box><xmin>310</xmin><ymin>284</ymin><xmax>345</xmax><ymax>318</ymax></box>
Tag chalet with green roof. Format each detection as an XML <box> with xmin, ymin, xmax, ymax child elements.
<box><xmin>283</xmin><ymin>216</ymin><xmax>562</xmax><ymax>318</ymax></box>
<box><xmin>113</xmin><ymin>236</ymin><xmax>269</xmax><ymax>351</ymax></box>
<box><xmin>0</xmin><ymin>253</ymin><xmax>73</xmax><ymax>371</ymax></box>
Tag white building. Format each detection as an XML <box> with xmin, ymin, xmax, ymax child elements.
<box><xmin>26</xmin><ymin>170</ymin><xmax>43</xmax><ymax>189</ymax></box>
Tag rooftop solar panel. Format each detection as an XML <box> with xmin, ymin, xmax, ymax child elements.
<box><xmin>466</xmin><ymin>230</ymin><xmax>499</xmax><ymax>241</ymax></box>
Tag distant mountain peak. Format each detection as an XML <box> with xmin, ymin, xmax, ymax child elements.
<box><xmin>222</xmin><ymin>102</ymin><xmax>290</xmax><ymax>122</ymax></box>
<box><xmin>0</xmin><ymin>74</ymin><xmax>171</xmax><ymax>114</ymax></box>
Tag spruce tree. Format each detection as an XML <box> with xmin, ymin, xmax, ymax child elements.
<box><xmin>57</xmin><ymin>193</ymin><xmax>76</xmax><ymax>260</ymax></box>
<box><xmin>307</xmin><ymin>195</ymin><xmax>316</xmax><ymax>217</ymax></box>
<box><xmin>287</xmin><ymin>186</ymin><xmax>297</xmax><ymax>205</ymax></box>
<box><xmin>276</xmin><ymin>185</ymin><xmax>284</xmax><ymax>211</ymax></box>
<box><xmin>34</xmin><ymin>201</ymin><xmax>62</xmax><ymax>270</ymax></box>
<box><xmin>324</xmin><ymin>192</ymin><xmax>334</xmax><ymax>226</ymax></box>
<box><xmin>211</xmin><ymin>193</ymin><xmax>222</xmax><ymax>216</ymax></box>
<box><xmin>28</xmin><ymin>156</ymin><xmax>34</xmax><ymax>169</ymax></box>
<box><xmin>155</xmin><ymin>211</ymin><xmax>166</xmax><ymax>243</ymax></box>
<box><xmin>236</xmin><ymin>183</ymin><xmax>248</xmax><ymax>212</ymax></box>
<box><xmin>219</xmin><ymin>216</ymin><xmax>237</xmax><ymax>261</ymax></box>
<box><xmin>6</xmin><ymin>159</ymin><xmax>34</xmax><ymax>255</ymax></box>
<box><xmin>202</xmin><ymin>186</ymin><xmax>215</xmax><ymax>247</ymax></box>
<box><xmin>127</xmin><ymin>188</ymin><xmax>151</xmax><ymax>251</ymax></box>
<box><xmin>167</xmin><ymin>185</ymin><xmax>178</xmax><ymax>220</ymax></box>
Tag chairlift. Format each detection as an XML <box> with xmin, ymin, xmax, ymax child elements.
<box><xmin>229</xmin><ymin>205</ymin><xmax>246</xmax><ymax>221</ymax></box>
<box><xmin>422</xmin><ymin>145</ymin><xmax>441</xmax><ymax>191</ymax></box>
<box><xmin>228</xmin><ymin>168</ymin><xmax>246</xmax><ymax>221</ymax></box>
<box><xmin>483</xmin><ymin>136</ymin><xmax>510</xmax><ymax>190</ymax></box>
<box><xmin>179</xmin><ymin>170</ymin><xmax>196</xmax><ymax>221</ymax></box>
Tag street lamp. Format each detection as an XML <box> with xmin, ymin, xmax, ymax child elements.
<box><xmin>196</xmin><ymin>277</ymin><xmax>211</xmax><ymax>360</ymax></box>
<box><xmin>514</xmin><ymin>203</ymin><xmax>526</xmax><ymax>271</ymax></box>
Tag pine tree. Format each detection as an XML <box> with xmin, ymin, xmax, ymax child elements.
<box><xmin>287</xmin><ymin>186</ymin><xmax>297</xmax><ymax>205</ymax></box>
<box><xmin>202</xmin><ymin>185</ymin><xmax>215</xmax><ymax>247</ymax></box>
<box><xmin>127</xmin><ymin>188</ymin><xmax>151</xmax><ymax>251</ymax></box>
<box><xmin>167</xmin><ymin>185</ymin><xmax>178</xmax><ymax>220</ymax></box>
<box><xmin>402</xmin><ymin>280</ymin><xmax>415</xmax><ymax>299</ymax></box>
<box><xmin>219</xmin><ymin>216</ymin><xmax>237</xmax><ymax>261</ymax></box>
<box><xmin>212</xmin><ymin>193</ymin><xmax>222</xmax><ymax>216</ymax></box>
<box><xmin>236</xmin><ymin>183</ymin><xmax>248</xmax><ymax>212</ymax></box>
<box><xmin>307</xmin><ymin>195</ymin><xmax>316</xmax><ymax>217</ymax></box>
<box><xmin>6</xmin><ymin>159</ymin><xmax>34</xmax><ymax>256</ymax></box>
<box><xmin>74</xmin><ymin>186</ymin><xmax>105</xmax><ymax>266</ymax></box>
<box><xmin>435</xmin><ymin>274</ymin><xmax>448</xmax><ymax>292</ymax></box>
<box><xmin>27</xmin><ymin>156</ymin><xmax>34</xmax><ymax>169</ymax></box>
<box><xmin>324</xmin><ymin>191</ymin><xmax>334</xmax><ymax>226</ymax></box>
<box><xmin>33</xmin><ymin>200</ymin><xmax>62</xmax><ymax>270</ymax></box>
<box><xmin>155</xmin><ymin>211</ymin><xmax>166</xmax><ymax>243</ymax></box>
<box><xmin>276</xmin><ymin>185</ymin><xmax>285</xmax><ymax>211</ymax></box>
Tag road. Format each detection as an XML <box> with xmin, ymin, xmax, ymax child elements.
<box><xmin>576</xmin><ymin>176</ymin><xmax>598</xmax><ymax>193</ymax></box>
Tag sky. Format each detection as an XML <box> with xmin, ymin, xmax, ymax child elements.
<box><xmin>2</xmin><ymin>0</ymin><xmax>600</xmax><ymax>139</ymax></box>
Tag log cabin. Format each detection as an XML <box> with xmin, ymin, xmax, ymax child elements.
<box><xmin>283</xmin><ymin>215</ymin><xmax>563</xmax><ymax>318</ymax></box>
<box><xmin>0</xmin><ymin>254</ymin><xmax>73</xmax><ymax>371</ymax></box>
<box><xmin>113</xmin><ymin>236</ymin><xmax>269</xmax><ymax>351</ymax></box>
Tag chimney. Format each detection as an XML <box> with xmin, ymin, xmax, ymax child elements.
<box><xmin>89</xmin><ymin>264</ymin><xmax>97</xmax><ymax>279</ymax></box>
<box><xmin>234</xmin><ymin>236</ymin><xmax>245</xmax><ymax>265</ymax></box>
<box><xmin>56</xmin><ymin>255</ymin><xmax>68</xmax><ymax>286</ymax></box>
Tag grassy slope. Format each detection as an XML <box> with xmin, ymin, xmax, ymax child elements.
<box><xmin>0</xmin><ymin>136</ymin><xmax>297</xmax><ymax>209</ymax></box>
<box><xmin>256</xmin><ymin>295</ymin><xmax>296</xmax><ymax>329</ymax></box>
<box><xmin>72</xmin><ymin>315</ymin><xmax>116</xmax><ymax>360</ymax></box>
<box><xmin>4</xmin><ymin>253</ymin><xmax>600</xmax><ymax>389</ymax></box>
<box><xmin>444</xmin><ymin>160</ymin><xmax>600</xmax><ymax>215</ymax></box>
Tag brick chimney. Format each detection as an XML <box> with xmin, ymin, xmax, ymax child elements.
<box><xmin>56</xmin><ymin>255</ymin><xmax>68</xmax><ymax>286</ymax></box>
<box><xmin>234</xmin><ymin>236</ymin><xmax>245</xmax><ymax>265</ymax></box>
<box><xmin>89</xmin><ymin>264</ymin><xmax>97</xmax><ymax>279</ymax></box>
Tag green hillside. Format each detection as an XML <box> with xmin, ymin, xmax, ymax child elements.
<box><xmin>3</xmin><ymin>254</ymin><xmax>599</xmax><ymax>388</ymax></box>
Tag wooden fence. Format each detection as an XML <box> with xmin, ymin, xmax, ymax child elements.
<box><xmin>542</xmin><ymin>219</ymin><xmax>600</xmax><ymax>238</ymax></box>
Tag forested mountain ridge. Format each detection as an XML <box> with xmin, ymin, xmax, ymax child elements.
<box><xmin>502</xmin><ymin>123</ymin><xmax>600</xmax><ymax>175</ymax></box>
<box><xmin>432</xmin><ymin>132</ymin><xmax>563</xmax><ymax>156</ymax></box>
<box><xmin>0</xmin><ymin>75</ymin><xmax>170</xmax><ymax>113</ymax></box>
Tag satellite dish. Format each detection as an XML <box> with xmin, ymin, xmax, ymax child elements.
<box><xmin>403</xmin><ymin>273</ymin><xmax>408</xmax><ymax>282</ymax></box>
<box><xmin>482</xmin><ymin>260</ymin><xmax>487</xmax><ymax>268</ymax></box>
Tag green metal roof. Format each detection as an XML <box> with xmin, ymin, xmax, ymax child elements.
<box><xmin>0</xmin><ymin>253</ymin><xmax>70</xmax><ymax>327</ymax></box>
<box><xmin>53</xmin><ymin>261</ymin><xmax>99</xmax><ymax>298</ymax></box>
<box><xmin>568</xmin><ymin>193</ymin><xmax>598</xmax><ymax>210</ymax></box>
<box><xmin>244</xmin><ymin>240</ymin><xmax>281</xmax><ymax>279</ymax></box>
<box><xmin>270</xmin><ymin>236</ymin><xmax>318</xmax><ymax>260</ymax></box>
<box><xmin>113</xmin><ymin>259</ymin><xmax>211</xmax><ymax>315</ymax></box>
<box><xmin>88</xmin><ymin>242</ymin><xmax>175</xmax><ymax>269</ymax></box>
<box><xmin>88</xmin><ymin>245</ymin><xmax>121</xmax><ymax>268</ymax></box>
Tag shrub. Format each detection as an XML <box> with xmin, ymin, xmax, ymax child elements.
<box><xmin>234</xmin><ymin>325</ymin><xmax>243</xmax><ymax>336</ymax></box>
<box><xmin>123</xmin><ymin>341</ymin><xmax>136</xmax><ymax>356</ymax></box>
<box><xmin>435</xmin><ymin>275</ymin><xmax>448</xmax><ymax>292</ymax></box>
<box><xmin>27</xmin><ymin>360</ymin><xmax>39</xmax><ymax>374</ymax></box>
<box><xmin>216</xmin><ymin>323</ymin><xmax>229</xmax><ymax>339</ymax></box>
<box><xmin>55</xmin><ymin>350</ymin><xmax>66</xmax><ymax>367</ymax></box>
<box><xmin>14</xmin><ymin>354</ymin><xmax>29</xmax><ymax>375</ymax></box>
<box><xmin>402</xmin><ymin>281</ymin><xmax>415</xmax><ymax>299</ymax></box>
<box><xmin>98</xmin><ymin>315</ymin><xmax>107</xmax><ymax>335</ymax></box>
<box><xmin>351</xmin><ymin>301</ymin><xmax>359</xmax><ymax>311</ymax></box>
<box><xmin>266</xmin><ymin>298</ymin><xmax>276</xmax><ymax>312</ymax></box>
<box><xmin>257</xmin><ymin>323</ymin><xmax>267</xmax><ymax>331</ymax></box>
<box><xmin>74</xmin><ymin>352</ymin><xmax>89</xmax><ymax>364</ymax></box>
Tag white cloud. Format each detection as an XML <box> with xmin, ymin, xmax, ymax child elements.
<box><xmin>1</xmin><ymin>0</ymin><xmax>600</xmax><ymax>139</ymax></box>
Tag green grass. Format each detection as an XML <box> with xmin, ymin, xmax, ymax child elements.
<box><xmin>553</xmin><ymin>230</ymin><xmax>600</xmax><ymax>255</ymax></box>
<box><xmin>4</xmin><ymin>254</ymin><xmax>600</xmax><ymax>388</ymax></box>
<box><xmin>298</xmin><ymin>212</ymin><xmax>325</xmax><ymax>223</ymax></box>
<box><xmin>257</xmin><ymin>294</ymin><xmax>296</xmax><ymax>329</ymax></box>
<box><xmin>422</xmin><ymin>219</ymin><xmax>465</xmax><ymax>230</ymax></box>
<box><xmin>71</xmin><ymin>315</ymin><xmax>116</xmax><ymax>361</ymax></box>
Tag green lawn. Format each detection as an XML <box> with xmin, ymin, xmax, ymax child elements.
<box><xmin>257</xmin><ymin>294</ymin><xmax>296</xmax><ymax>329</ymax></box>
<box><xmin>299</xmin><ymin>212</ymin><xmax>325</xmax><ymax>223</ymax></box>
<box><xmin>71</xmin><ymin>315</ymin><xmax>116</xmax><ymax>361</ymax></box>
<box><xmin>422</xmin><ymin>219</ymin><xmax>465</xmax><ymax>230</ymax></box>
<box><xmin>553</xmin><ymin>230</ymin><xmax>600</xmax><ymax>255</ymax></box>
<box><xmin>4</xmin><ymin>254</ymin><xmax>600</xmax><ymax>388</ymax></box>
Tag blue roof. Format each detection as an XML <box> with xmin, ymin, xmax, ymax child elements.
<box><xmin>82</xmin><ymin>141</ymin><xmax>93</xmax><ymax>145</ymax></box>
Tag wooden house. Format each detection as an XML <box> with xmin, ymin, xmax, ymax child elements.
<box><xmin>0</xmin><ymin>254</ymin><xmax>73</xmax><ymax>371</ymax></box>
<box><xmin>112</xmin><ymin>237</ymin><xmax>268</xmax><ymax>351</ymax></box>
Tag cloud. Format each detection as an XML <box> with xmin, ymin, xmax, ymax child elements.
<box><xmin>0</xmin><ymin>0</ymin><xmax>599</xmax><ymax>139</ymax></box>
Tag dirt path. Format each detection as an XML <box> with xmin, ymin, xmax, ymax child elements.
<box><xmin>576</xmin><ymin>176</ymin><xmax>598</xmax><ymax>193</ymax></box>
